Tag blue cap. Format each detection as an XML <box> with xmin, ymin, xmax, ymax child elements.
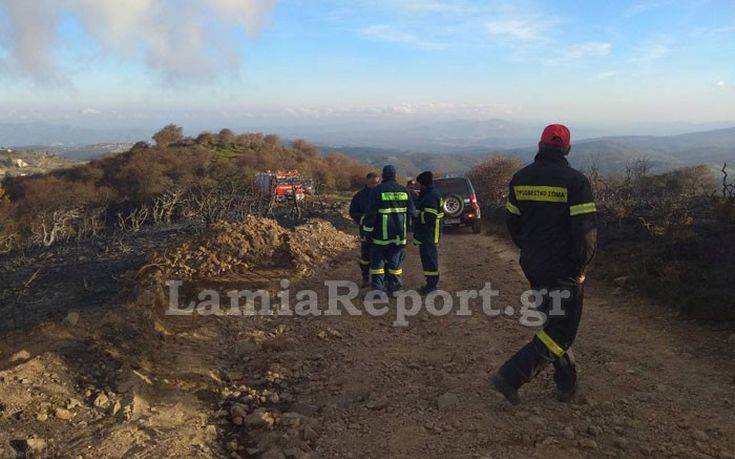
<box><xmin>382</xmin><ymin>165</ymin><xmax>396</xmax><ymax>180</ymax></box>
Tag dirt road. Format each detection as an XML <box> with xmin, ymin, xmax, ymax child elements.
<box><xmin>2</xmin><ymin>224</ymin><xmax>735</xmax><ymax>458</ymax></box>
<box><xmin>248</xmin><ymin>229</ymin><xmax>735</xmax><ymax>458</ymax></box>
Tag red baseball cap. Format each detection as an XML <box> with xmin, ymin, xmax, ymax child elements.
<box><xmin>540</xmin><ymin>124</ymin><xmax>571</xmax><ymax>148</ymax></box>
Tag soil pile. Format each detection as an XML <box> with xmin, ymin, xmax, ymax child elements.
<box><xmin>288</xmin><ymin>219</ymin><xmax>356</xmax><ymax>273</ymax></box>
<box><xmin>152</xmin><ymin>216</ymin><xmax>355</xmax><ymax>280</ymax></box>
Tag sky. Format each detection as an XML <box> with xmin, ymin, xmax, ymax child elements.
<box><xmin>0</xmin><ymin>0</ymin><xmax>734</xmax><ymax>131</ymax></box>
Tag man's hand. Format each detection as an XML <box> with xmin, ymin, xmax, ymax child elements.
<box><xmin>576</xmin><ymin>273</ymin><xmax>586</xmax><ymax>285</ymax></box>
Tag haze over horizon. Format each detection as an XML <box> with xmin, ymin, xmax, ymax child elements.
<box><xmin>1</xmin><ymin>0</ymin><xmax>734</xmax><ymax>142</ymax></box>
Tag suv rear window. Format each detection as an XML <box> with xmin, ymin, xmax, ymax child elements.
<box><xmin>434</xmin><ymin>178</ymin><xmax>472</xmax><ymax>196</ymax></box>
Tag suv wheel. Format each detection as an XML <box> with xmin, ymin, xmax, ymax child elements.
<box><xmin>443</xmin><ymin>194</ymin><xmax>464</xmax><ymax>217</ymax></box>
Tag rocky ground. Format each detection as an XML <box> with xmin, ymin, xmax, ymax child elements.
<box><xmin>1</xmin><ymin>209</ymin><xmax>734</xmax><ymax>458</ymax></box>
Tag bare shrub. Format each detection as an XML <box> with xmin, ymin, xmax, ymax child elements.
<box><xmin>468</xmin><ymin>155</ymin><xmax>523</xmax><ymax>210</ymax></box>
<box><xmin>0</xmin><ymin>126</ymin><xmax>374</xmax><ymax>247</ymax></box>
<box><xmin>31</xmin><ymin>207</ymin><xmax>83</xmax><ymax>246</ymax></box>
<box><xmin>117</xmin><ymin>206</ymin><xmax>150</xmax><ymax>233</ymax></box>
<box><xmin>152</xmin><ymin>187</ymin><xmax>185</xmax><ymax>224</ymax></box>
<box><xmin>75</xmin><ymin>206</ymin><xmax>107</xmax><ymax>240</ymax></box>
<box><xmin>712</xmin><ymin>163</ymin><xmax>735</xmax><ymax>223</ymax></box>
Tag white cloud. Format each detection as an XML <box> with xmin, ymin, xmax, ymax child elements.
<box><xmin>358</xmin><ymin>24</ymin><xmax>447</xmax><ymax>50</ymax></box>
<box><xmin>386</xmin><ymin>0</ymin><xmax>473</xmax><ymax>14</ymax></box>
<box><xmin>209</xmin><ymin>0</ymin><xmax>276</xmax><ymax>36</ymax></box>
<box><xmin>565</xmin><ymin>42</ymin><xmax>612</xmax><ymax>59</ymax></box>
<box><xmin>624</xmin><ymin>0</ymin><xmax>672</xmax><ymax>17</ymax></box>
<box><xmin>711</xmin><ymin>25</ymin><xmax>735</xmax><ymax>34</ymax></box>
<box><xmin>629</xmin><ymin>41</ymin><xmax>671</xmax><ymax>63</ymax></box>
<box><xmin>716</xmin><ymin>80</ymin><xmax>727</xmax><ymax>88</ymax></box>
<box><xmin>594</xmin><ymin>71</ymin><xmax>620</xmax><ymax>80</ymax></box>
<box><xmin>484</xmin><ymin>18</ymin><xmax>553</xmax><ymax>43</ymax></box>
<box><xmin>0</xmin><ymin>0</ymin><xmax>276</xmax><ymax>83</ymax></box>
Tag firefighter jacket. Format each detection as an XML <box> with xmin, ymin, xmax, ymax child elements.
<box><xmin>363</xmin><ymin>179</ymin><xmax>416</xmax><ymax>246</ymax></box>
<box><xmin>413</xmin><ymin>186</ymin><xmax>444</xmax><ymax>245</ymax></box>
<box><xmin>505</xmin><ymin>151</ymin><xmax>598</xmax><ymax>285</ymax></box>
<box><xmin>349</xmin><ymin>186</ymin><xmax>372</xmax><ymax>241</ymax></box>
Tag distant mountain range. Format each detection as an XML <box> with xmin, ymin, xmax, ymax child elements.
<box><xmin>2</xmin><ymin>119</ymin><xmax>733</xmax><ymax>176</ymax></box>
<box><xmin>0</xmin><ymin>122</ymin><xmax>149</xmax><ymax>147</ymax></box>
<box><xmin>329</xmin><ymin>126</ymin><xmax>735</xmax><ymax>176</ymax></box>
<box><xmin>505</xmin><ymin>127</ymin><xmax>735</xmax><ymax>174</ymax></box>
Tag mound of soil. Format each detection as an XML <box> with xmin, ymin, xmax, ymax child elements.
<box><xmin>152</xmin><ymin>216</ymin><xmax>355</xmax><ymax>280</ymax></box>
<box><xmin>288</xmin><ymin>219</ymin><xmax>356</xmax><ymax>273</ymax></box>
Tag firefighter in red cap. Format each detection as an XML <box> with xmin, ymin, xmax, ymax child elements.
<box><xmin>492</xmin><ymin>124</ymin><xmax>597</xmax><ymax>405</ymax></box>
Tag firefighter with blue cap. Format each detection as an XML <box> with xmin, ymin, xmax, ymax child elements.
<box><xmin>363</xmin><ymin>165</ymin><xmax>415</xmax><ymax>294</ymax></box>
<box><xmin>413</xmin><ymin>171</ymin><xmax>444</xmax><ymax>294</ymax></box>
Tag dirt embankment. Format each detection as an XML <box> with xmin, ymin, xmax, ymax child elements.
<box><xmin>0</xmin><ymin>216</ymin><xmax>355</xmax><ymax>458</ymax></box>
<box><xmin>150</xmin><ymin>216</ymin><xmax>355</xmax><ymax>281</ymax></box>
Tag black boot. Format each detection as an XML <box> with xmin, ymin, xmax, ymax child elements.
<box><xmin>554</xmin><ymin>350</ymin><xmax>578</xmax><ymax>403</ymax></box>
<box><xmin>557</xmin><ymin>383</ymin><xmax>577</xmax><ymax>403</ymax></box>
<box><xmin>491</xmin><ymin>372</ymin><xmax>521</xmax><ymax>405</ymax></box>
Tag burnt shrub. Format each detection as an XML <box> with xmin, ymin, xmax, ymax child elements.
<box><xmin>590</xmin><ymin>162</ymin><xmax>735</xmax><ymax>321</ymax></box>
<box><xmin>0</xmin><ymin>126</ymin><xmax>374</xmax><ymax>249</ymax></box>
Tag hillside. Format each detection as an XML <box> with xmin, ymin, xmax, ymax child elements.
<box><xmin>334</xmin><ymin>126</ymin><xmax>735</xmax><ymax>176</ymax></box>
<box><xmin>511</xmin><ymin>127</ymin><xmax>735</xmax><ymax>173</ymax></box>
<box><xmin>0</xmin><ymin>127</ymin><xmax>372</xmax><ymax>253</ymax></box>
<box><xmin>323</xmin><ymin>146</ymin><xmax>485</xmax><ymax>177</ymax></box>
<box><xmin>0</xmin><ymin>149</ymin><xmax>83</xmax><ymax>179</ymax></box>
<box><xmin>11</xmin><ymin>123</ymin><xmax>735</xmax><ymax>177</ymax></box>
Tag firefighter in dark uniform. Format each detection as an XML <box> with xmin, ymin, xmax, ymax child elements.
<box><xmin>492</xmin><ymin>124</ymin><xmax>597</xmax><ymax>405</ymax></box>
<box><xmin>363</xmin><ymin>165</ymin><xmax>415</xmax><ymax>294</ymax></box>
<box><xmin>349</xmin><ymin>172</ymin><xmax>381</xmax><ymax>287</ymax></box>
<box><xmin>413</xmin><ymin>171</ymin><xmax>444</xmax><ymax>294</ymax></box>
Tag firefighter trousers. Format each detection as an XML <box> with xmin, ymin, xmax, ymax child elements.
<box><xmin>498</xmin><ymin>281</ymin><xmax>583</xmax><ymax>394</ymax></box>
<box><xmin>418</xmin><ymin>242</ymin><xmax>439</xmax><ymax>289</ymax></box>
<box><xmin>358</xmin><ymin>240</ymin><xmax>370</xmax><ymax>281</ymax></box>
<box><xmin>369</xmin><ymin>244</ymin><xmax>406</xmax><ymax>292</ymax></box>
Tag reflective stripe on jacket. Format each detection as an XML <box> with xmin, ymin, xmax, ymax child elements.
<box><xmin>349</xmin><ymin>186</ymin><xmax>372</xmax><ymax>241</ymax></box>
<box><xmin>363</xmin><ymin>179</ymin><xmax>416</xmax><ymax>246</ymax></box>
<box><xmin>413</xmin><ymin>186</ymin><xmax>444</xmax><ymax>245</ymax></box>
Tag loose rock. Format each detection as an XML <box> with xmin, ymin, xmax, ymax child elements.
<box><xmin>243</xmin><ymin>410</ymin><xmax>275</xmax><ymax>428</ymax></box>
<box><xmin>64</xmin><ymin>311</ymin><xmax>80</xmax><ymax>326</ymax></box>
<box><xmin>94</xmin><ymin>393</ymin><xmax>109</xmax><ymax>408</ymax></box>
<box><xmin>26</xmin><ymin>437</ymin><xmax>47</xmax><ymax>453</ymax></box>
<box><xmin>366</xmin><ymin>397</ymin><xmax>389</xmax><ymax>410</ymax></box>
<box><xmin>437</xmin><ymin>392</ymin><xmax>459</xmax><ymax>411</ymax></box>
<box><xmin>692</xmin><ymin>430</ymin><xmax>709</xmax><ymax>442</ymax></box>
<box><xmin>261</xmin><ymin>447</ymin><xmax>287</xmax><ymax>459</ymax></box>
<box><xmin>10</xmin><ymin>350</ymin><xmax>31</xmax><ymax>363</ymax></box>
<box><xmin>579</xmin><ymin>438</ymin><xmax>598</xmax><ymax>449</ymax></box>
<box><xmin>54</xmin><ymin>408</ymin><xmax>73</xmax><ymax>420</ymax></box>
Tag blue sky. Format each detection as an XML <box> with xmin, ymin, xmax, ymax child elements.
<box><xmin>1</xmin><ymin>0</ymin><xmax>734</xmax><ymax>127</ymax></box>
